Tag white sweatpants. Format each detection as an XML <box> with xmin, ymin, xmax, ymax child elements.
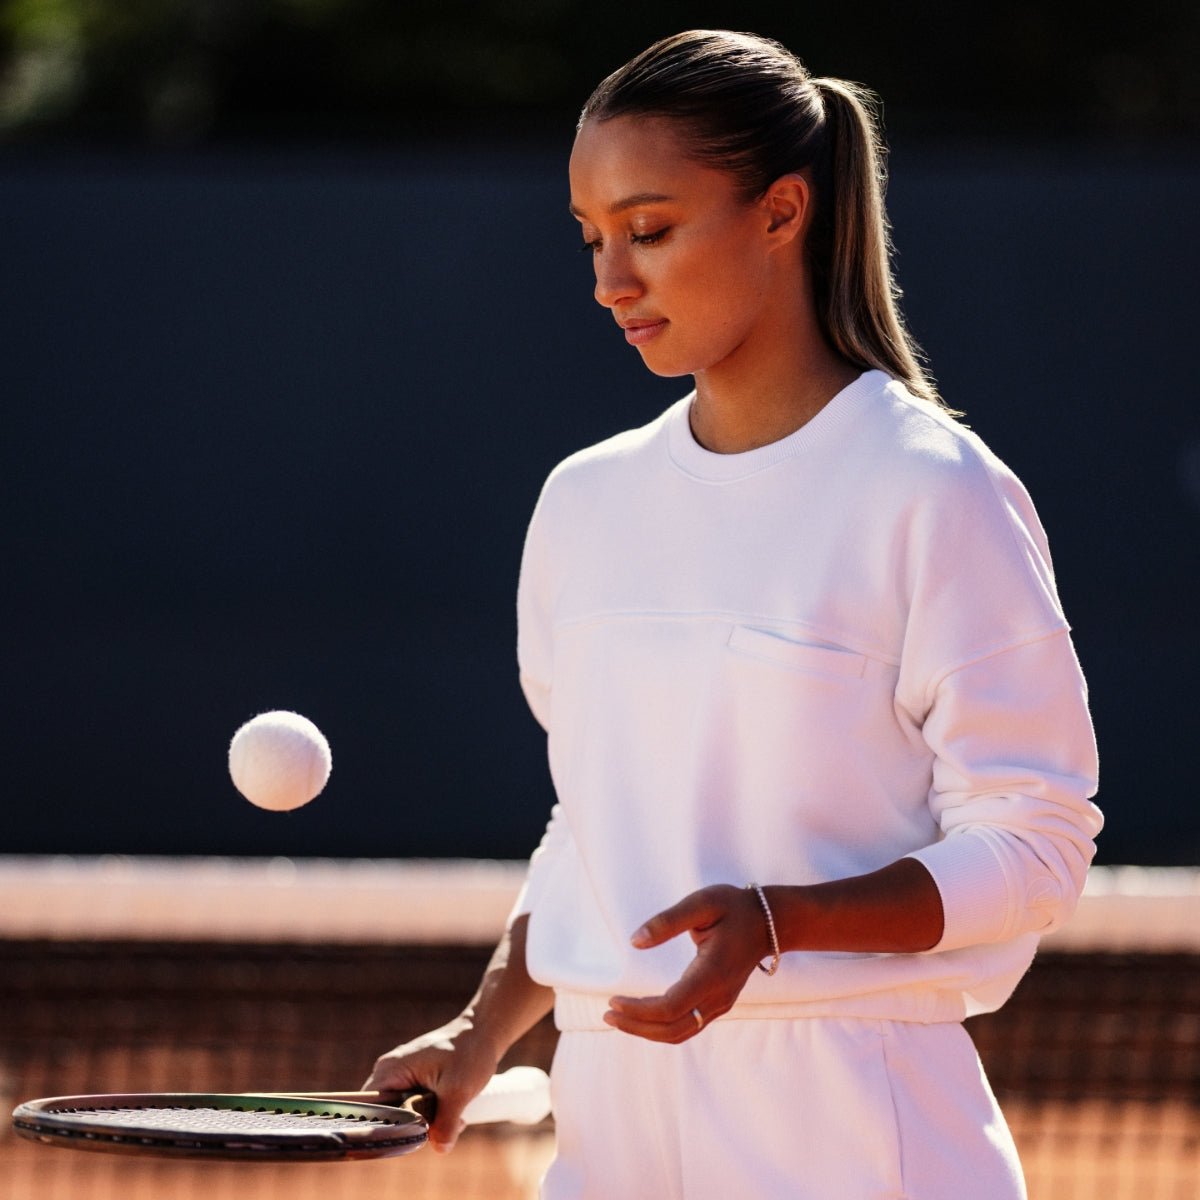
<box><xmin>540</xmin><ymin>1016</ymin><xmax>1025</xmax><ymax>1200</ymax></box>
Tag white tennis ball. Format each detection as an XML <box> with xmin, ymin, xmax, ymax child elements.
<box><xmin>228</xmin><ymin>711</ymin><xmax>331</xmax><ymax>812</ymax></box>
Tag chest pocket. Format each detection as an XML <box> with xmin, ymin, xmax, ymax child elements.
<box><xmin>726</xmin><ymin>625</ymin><xmax>868</xmax><ymax>679</ymax></box>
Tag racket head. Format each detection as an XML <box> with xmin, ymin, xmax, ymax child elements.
<box><xmin>12</xmin><ymin>1091</ymin><xmax>430</xmax><ymax>1161</ymax></box>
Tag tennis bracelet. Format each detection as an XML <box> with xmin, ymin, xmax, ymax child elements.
<box><xmin>746</xmin><ymin>882</ymin><xmax>781</xmax><ymax>976</ymax></box>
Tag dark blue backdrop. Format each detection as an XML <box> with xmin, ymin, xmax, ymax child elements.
<box><xmin>2</xmin><ymin>139</ymin><xmax>1197</xmax><ymax>863</ymax></box>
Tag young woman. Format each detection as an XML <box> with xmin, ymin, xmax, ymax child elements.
<box><xmin>368</xmin><ymin>30</ymin><xmax>1102</xmax><ymax>1198</ymax></box>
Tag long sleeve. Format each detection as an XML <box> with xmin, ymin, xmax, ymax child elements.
<box><xmin>906</xmin><ymin>630</ymin><xmax>1101</xmax><ymax>950</ymax></box>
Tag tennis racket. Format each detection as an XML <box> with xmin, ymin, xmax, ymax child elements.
<box><xmin>11</xmin><ymin>1065</ymin><xmax>551</xmax><ymax>1162</ymax></box>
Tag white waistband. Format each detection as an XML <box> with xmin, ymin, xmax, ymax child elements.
<box><xmin>552</xmin><ymin>988</ymin><xmax>953</xmax><ymax>1032</ymax></box>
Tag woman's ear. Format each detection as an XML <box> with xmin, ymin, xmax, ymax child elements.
<box><xmin>762</xmin><ymin>173</ymin><xmax>812</xmax><ymax>246</ymax></box>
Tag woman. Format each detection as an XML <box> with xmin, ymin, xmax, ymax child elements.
<box><xmin>368</xmin><ymin>30</ymin><xmax>1101</xmax><ymax>1198</ymax></box>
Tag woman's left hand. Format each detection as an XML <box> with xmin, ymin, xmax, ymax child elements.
<box><xmin>603</xmin><ymin>884</ymin><xmax>771</xmax><ymax>1042</ymax></box>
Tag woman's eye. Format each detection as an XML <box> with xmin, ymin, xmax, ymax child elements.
<box><xmin>578</xmin><ymin>228</ymin><xmax>668</xmax><ymax>256</ymax></box>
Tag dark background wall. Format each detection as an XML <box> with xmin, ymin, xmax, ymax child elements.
<box><xmin>2</xmin><ymin>3</ymin><xmax>1198</xmax><ymax>865</ymax></box>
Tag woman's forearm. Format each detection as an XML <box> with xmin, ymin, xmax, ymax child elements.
<box><xmin>462</xmin><ymin>913</ymin><xmax>556</xmax><ymax>1059</ymax></box>
<box><xmin>767</xmin><ymin>858</ymin><xmax>945</xmax><ymax>956</ymax></box>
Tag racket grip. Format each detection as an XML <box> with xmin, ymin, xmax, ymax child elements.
<box><xmin>460</xmin><ymin>1066</ymin><xmax>551</xmax><ymax>1126</ymax></box>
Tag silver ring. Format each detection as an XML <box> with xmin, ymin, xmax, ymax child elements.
<box><xmin>691</xmin><ymin>1007</ymin><xmax>704</xmax><ymax>1030</ymax></box>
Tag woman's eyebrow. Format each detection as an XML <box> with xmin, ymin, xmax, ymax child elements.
<box><xmin>568</xmin><ymin>192</ymin><xmax>675</xmax><ymax>218</ymax></box>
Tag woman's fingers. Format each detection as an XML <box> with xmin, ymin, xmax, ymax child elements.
<box><xmin>630</xmin><ymin>889</ymin><xmax>726</xmax><ymax>948</ymax></box>
<box><xmin>603</xmin><ymin>998</ymin><xmax>714</xmax><ymax>1043</ymax></box>
<box><xmin>361</xmin><ymin>1022</ymin><xmax>498</xmax><ymax>1152</ymax></box>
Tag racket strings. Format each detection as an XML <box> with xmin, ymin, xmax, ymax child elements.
<box><xmin>43</xmin><ymin>1105</ymin><xmax>398</xmax><ymax>1135</ymax></box>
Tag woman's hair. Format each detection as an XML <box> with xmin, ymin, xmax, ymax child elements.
<box><xmin>580</xmin><ymin>30</ymin><xmax>948</xmax><ymax>410</ymax></box>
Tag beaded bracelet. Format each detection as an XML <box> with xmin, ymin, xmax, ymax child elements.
<box><xmin>746</xmin><ymin>882</ymin><xmax>781</xmax><ymax>976</ymax></box>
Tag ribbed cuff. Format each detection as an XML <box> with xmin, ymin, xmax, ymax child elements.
<box><xmin>905</xmin><ymin>832</ymin><xmax>1013</xmax><ymax>952</ymax></box>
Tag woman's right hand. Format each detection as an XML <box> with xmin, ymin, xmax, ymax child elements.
<box><xmin>366</xmin><ymin>914</ymin><xmax>555</xmax><ymax>1152</ymax></box>
<box><xmin>364</xmin><ymin>1015</ymin><xmax>502</xmax><ymax>1153</ymax></box>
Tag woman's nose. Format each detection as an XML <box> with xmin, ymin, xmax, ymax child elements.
<box><xmin>593</xmin><ymin>247</ymin><xmax>643</xmax><ymax>309</ymax></box>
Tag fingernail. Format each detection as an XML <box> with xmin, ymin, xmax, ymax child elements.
<box><xmin>631</xmin><ymin>925</ymin><xmax>651</xmax><ymax>945</ymax></box>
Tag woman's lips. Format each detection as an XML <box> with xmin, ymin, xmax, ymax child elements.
<box><xmin>622</xmin><ymin>318</ymin><xmax>668</xmax><ymax>346</ymax></box>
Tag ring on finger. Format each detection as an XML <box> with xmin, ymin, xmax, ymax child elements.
<box><xmin>691</xmin><ymin>1007</ymin><xmax>704</xmax><ymax>1030</ymax></box>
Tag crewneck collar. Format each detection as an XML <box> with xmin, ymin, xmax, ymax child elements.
<box><xmin>667</xmin><ymin>370</ymin><xmax>888</xmax><ymax>482</ymax></box>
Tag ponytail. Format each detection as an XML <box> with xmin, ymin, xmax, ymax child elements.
<box><xmin>811</xmin><ymin>79</ymin><xmax>945</xmax><ymax>410</ymax></box>
<box><xmin>581</xmin><ymin>30</ymin><xmax>952</xmax><ymax>413</ymax></box>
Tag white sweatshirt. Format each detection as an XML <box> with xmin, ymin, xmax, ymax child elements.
<box><xmin>515</xmin><ymin>371</ymin><xmax>1101</xmax><ymax>1028</ymax></box>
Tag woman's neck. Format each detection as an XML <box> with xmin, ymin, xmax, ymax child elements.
<box><xmin>688</xmin><ymin>333</ymin><xmax>862</xmax><ymax>455</ymax></box>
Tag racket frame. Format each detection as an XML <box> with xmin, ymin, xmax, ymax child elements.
<box><xmin>12</xmin><ymin>1090</ymin><xmax>432</xmax><ymax>1162</ymax></box>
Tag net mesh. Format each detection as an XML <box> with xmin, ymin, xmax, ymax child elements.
<box><xmin>2</xmin><ymin>859</ymin><xmax>1197</xmax><ymax>1199</ymax></box>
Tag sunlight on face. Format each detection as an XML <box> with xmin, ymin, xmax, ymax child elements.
<box><xmin>568</xmin><ymin>115</ymin><xmax>782</xmax><ymax>380</ymax></box>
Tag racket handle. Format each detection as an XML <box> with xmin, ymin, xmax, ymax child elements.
<box><xmin>460</xmin><ymin>1066</ymin><xmax>551</xmax><ymax>1126</ymax></box>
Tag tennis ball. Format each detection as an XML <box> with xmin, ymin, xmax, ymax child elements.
<box><xmin>228</xmin><ymin>711</ymin><xmax>331</xmax><ymax>812</ymax></box>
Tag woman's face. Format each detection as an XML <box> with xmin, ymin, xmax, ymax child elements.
<box><xmin>569</xmin><ymin>115</ymin><xmax>791</xmax><ymax>380</ymax></box>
